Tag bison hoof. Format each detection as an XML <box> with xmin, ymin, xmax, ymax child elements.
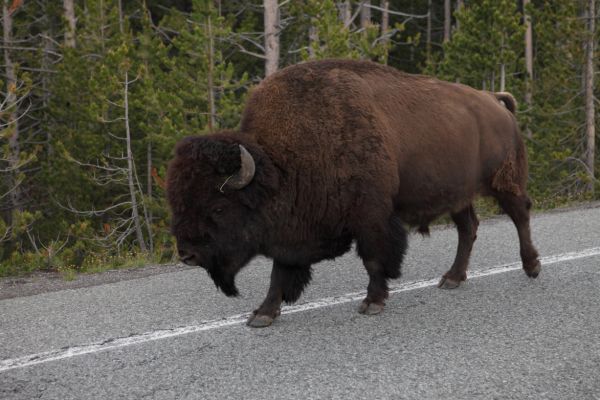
<box><xmin>246</xmin><ymin>308</ymin><xmax>280</xmax><ymax>328</ymax></box>
<box><xmin>438</xmin><ymin>276</ymin><xmax>462</xmax><ymax>289</ymax></box>
<box><xmin>524</xmin><ymin>260</ymin><xmax>541</xmax><ymax>278</ymax></box>
<box><xmin>246</xmin><ymin>314</ymin><xmax>275</xmax><ymax>328</ymax></box>
<box><xmin>358</xmin><ymin>300</ymin><xmax>384</xmax><ymax>315</ymax></box>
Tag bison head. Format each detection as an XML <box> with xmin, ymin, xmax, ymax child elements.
<box><xmin>167</xmin><ymin>134</ymin><xmax>272</xmax><ymax>297</ymax></box>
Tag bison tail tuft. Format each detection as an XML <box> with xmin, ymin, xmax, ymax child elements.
<box><xmin>494</xmin><ymin>92</ymin><xmax>517</xmax><ymax>114</ymax></box>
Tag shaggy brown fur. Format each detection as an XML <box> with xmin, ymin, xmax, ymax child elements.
<box><xmin>167</xmin><ymin>59</ymin><xmax>541</xmax><ymax>327</ymax></box>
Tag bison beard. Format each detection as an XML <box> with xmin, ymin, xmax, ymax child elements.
<box><xmin>167</xmin><ymin>59</ymin><xmax>542</xmax><ymax>328</ymax></box>
<box><xmin>206</xmin><ymin>263</ymin><xmax>238</xmax><ymax>297</ymax></box>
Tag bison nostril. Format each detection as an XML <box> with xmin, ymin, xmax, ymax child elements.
<box><xmin>180</xmin><ymin>254</ymin><xmax>197</xmax><ymax>266</ymax></box>
<box><xmin>178</xmin><ymin>248</ymin><xmax>194</xmax><ymax>262</ymax></box>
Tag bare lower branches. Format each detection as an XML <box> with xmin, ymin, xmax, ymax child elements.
<box><xmin>58</xmin><ymin>71</ymin><xmax>151</xmax><ymax>253</ymax></box>
<box><xmin>361</xmin><ymin>2</ymin><xmax>429</xmax><ymax>19</ymax></box>
<box><xmin>584</xmin><ymin>0</ymin><xmax>596</xmax><ymax>194</ymax></box>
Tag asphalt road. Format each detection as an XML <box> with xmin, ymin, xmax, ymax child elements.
<box><xmin>1</xmin><ymin>206</ymin><xmax>599</xmax><ymax>399</ymax></box>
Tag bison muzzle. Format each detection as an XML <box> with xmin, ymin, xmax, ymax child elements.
<box><xmin>167</xmin><ymin>59</ymin><xmax>541</xmax><ymax>328</ymax></box>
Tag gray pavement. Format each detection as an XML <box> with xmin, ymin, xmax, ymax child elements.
<box><xmin>1</xmin><ymin>206</ymin><xmax>599</xmax><ymax>399</ymax></box>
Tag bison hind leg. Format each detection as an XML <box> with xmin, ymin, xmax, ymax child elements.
<box><xmin>492</xmin><ymin>191</ymin><xmax>541</xmax><ymax>277</ymax></box>
<box><xmin>438</xmin><ymin>204</ymin><xmax>479</xmax><ymax>289</ymax></box>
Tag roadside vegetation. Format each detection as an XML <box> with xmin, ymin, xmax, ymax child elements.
<box><xmin>1</xmin><ymin>0</ymin><xmax>598</xmax><ymax>278</ymax></box>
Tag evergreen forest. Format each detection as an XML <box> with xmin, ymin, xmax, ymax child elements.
<box><xmin>1</xmin><ymin>0</ymin><xmax>598</xmax><ymax>276</ymax></box>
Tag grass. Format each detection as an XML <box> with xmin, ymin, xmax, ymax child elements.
<box><xmin>80</xmin><ymin>252</ymin><xmax>157</xmax><ymax>275</ymax></box>
<box><xmin>58</xmin><ymin>266</ymin><xmax>77</xmax><ymax>281</ymax></box>
<box><xmin>0</xmin><ymin>250</ymin><xmax>169</xmax><ymax>281</ymax></box>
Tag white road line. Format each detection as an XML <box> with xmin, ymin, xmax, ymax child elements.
<box><xmin>1</xmin><ymin>247</ymin><xmax>600</xmax><ymax>373</ymax></box>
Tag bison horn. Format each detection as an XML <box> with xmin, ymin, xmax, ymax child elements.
<box><xmin>226</xmin><ymin>145</ymin><xmax>255</xmax><ymax>190</ymax></box>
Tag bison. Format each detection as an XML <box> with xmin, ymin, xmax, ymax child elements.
<box><xmin>167</xmin><ymin>59</ymin><xmax>541</xmax><ymax>328</ymax></box>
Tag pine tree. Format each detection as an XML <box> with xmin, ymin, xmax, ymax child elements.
<box><xmin>298</xmin><ymin>0</ymin><xmax>391</xmax><ymax>62</ymax></box>
<box><xmin>526</xmin><ymin>1</ymin><xmax>590</xmax><ymax>201</ymax></box>
<box><xmin>163</xmin><ymin>0</ymin><xmax>249</xmax><ymax>132</ymax></box>
<box><xmin>435</xmin><ymin>0</ymin><xmax>524</xmax><ymax>93</ymax></box>
<box><xmin>49</xmin><ymin>1</ymin><xmax>153</xmax><ymax>253</ymax></box>
<box><xmin>0</xmin><ymin>0</ymin><xmax>62</xmax><ymax>260</ymax></box>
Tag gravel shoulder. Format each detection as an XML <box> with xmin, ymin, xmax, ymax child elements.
<box><xmin>0</xmin><ymin>264</ymin><xmax>194</xmax><ymax>300</ymax></box>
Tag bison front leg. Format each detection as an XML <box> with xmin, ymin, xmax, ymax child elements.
<box><xmin>438</xmin><ymin>204</ymin><xmax>479</xmax><ymax>289</ymax></box>
<box><xmin>246</xmin><ymin>261</ymin><xmax>312</xmax><ymax>328</ymax></box>
<box><xmin>356</xmin><ymin>214</ymin><xmax>408</xmax><ymax>315</ymax></box>
<box><xmin>359</xmin><ymin>261</ymin><xmax>389</xmax><ymax>315</ymax></box>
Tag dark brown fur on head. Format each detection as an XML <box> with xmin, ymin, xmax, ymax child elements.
<box><xmin>167</xmin><ymin>133</ymin><xmax>278</xmax><ymax>296</ymax></box>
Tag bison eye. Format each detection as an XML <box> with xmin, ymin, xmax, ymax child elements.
<box><xmin>213</xmin><ymin>207</ymin><xmax>224</xmax><ymax>216</ymax></box>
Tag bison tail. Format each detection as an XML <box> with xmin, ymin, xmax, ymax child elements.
<box><xmin>493</xmin><ymin>92</ymin><xmax>517</xmax><ymax>114</ymax></box>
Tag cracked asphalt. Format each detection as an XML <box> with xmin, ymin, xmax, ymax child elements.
<box><xmin>1</xmin><ymin>205</ymin><xmax>599</xmax><ymax>399</ymax></box>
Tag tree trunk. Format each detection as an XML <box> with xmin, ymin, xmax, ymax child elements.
<box><xmin>523</xmin><ymin>0</ymin><xmax>533</xmax><ymax>138</ymax></box>
<box><xmin>3</xmin><ymin>0</ymin><xmax>22</xmax><ymax>238</ymax></box>
<box><xmin>117</xmin><ymin>0</ymin><xmax>124</xmax><ymax>34</ymax></box>
<box><xmin>584</xmin><ymin>0</ymin><xmax>596</xmax><ymax>194</ymax></box>
<box><xmin>146</xmin><ymin>140</ymin><xmax>153</xmax><ymax>253</ymax></box>
<box><xmin>42</xmin><ymin>17</ymin><xmax>55</xmax><ymax>156</ymax></box>
<box><xmin>379</xmin><ymin>0</ymin><xmax>390</xmax><ymax>64</ymax></box>
<box><xmin>63</xmin><ymin>0</ymin><xmax>76</xmax><ymax>48</ymax></box>
<box><xmin>523</xmin><ymin>0</ymin><xmax>533</xmax><ymax>90</ymax></box>
<box><xmin>264</xmin><ymin>0</ymin><xmax>279</xmax><ymax>77</ymax></box>
<box><xmin>339</xmin><ymin>0</ymin><xmax>352</xmax><ymax>27</ymax></box>
<box><xmin>360</xmin><ymin>0</ymin><xmax>371</xmax><ymax>28</ymax></box>
<box><xmin>308</xmin><ymin>22</ymin><xmax>318</xmax><ymax>59</ymax></box>
<box><xmin>444</xmin><ymin>0</ymin><xmax>451</xmax><ymax>42</ymax></box>
<box><xmin>206</xmin><ymin>15</ymin><xmax>216</xmax><ymax>131</ymax></box>
<box><xmin>124</xmin><ymin>72</ymin><xmax>147</xmax><ymax>253</ymax></box>
<box><xmin>426</xmin><ymin>0</ymin><xmax>432</xmax><ymax>62</ymax></box>
<box><xmin>381</xmin><ymin>0</ymin><xmax>389</xmax><ymax>41</ymax></box>
<box><xmin>455</xmin><ymin>0</ymin><xmax>463</xmax><ymax>31</ymax></box>
<box><xmin>100</xmin><ymin>0</ymin><xmax>105</xmax><ymax>51</ymax></box>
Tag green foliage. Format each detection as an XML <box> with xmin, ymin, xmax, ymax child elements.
<box><xmin>434</xmin><ymin>0</ymin><xmax>524</xmax><ymax>92</ymax></box>
<box><xmin>298</xmin><ymin>0</ymin><xmax>390</xmax><ymax>62</ymax></box>
<box><xmin>526</xmin><ymin>0</ymin><xmax>590</xmax><ymax>200</ymax></box>
<box><xmin>0</xmin><ymin>252</ymin><xmax>45</xmax><ymax>277</ymax></box>
<box><xmin>0</xmin><ymin>1</ymin><xmax>598</xmax><ymax>277</ymax></box>
<box><xmin>80</xmin><ymin>251</ymin><xmax>157</xmax><ymax>274</ymax></box>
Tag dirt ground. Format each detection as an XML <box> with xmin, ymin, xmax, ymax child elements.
<box><xmin>0</xmin><ymin>263</ymin><xmax>194</xmax><ymax>300</ymax></box>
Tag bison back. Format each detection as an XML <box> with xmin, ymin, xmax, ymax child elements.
<box><xmin>241</xmin><ymin>59</ymin><xmax>524</xmax><ymax>226</ymax></box>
